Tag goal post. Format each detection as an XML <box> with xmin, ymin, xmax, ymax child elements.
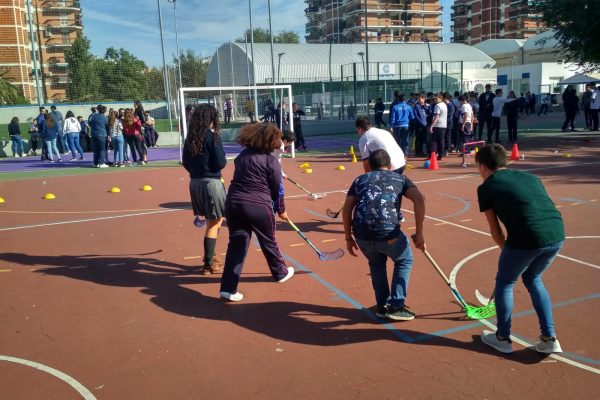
<box><xmin>178</xmin><ymin>85</ymin><xmax>295</xmax><ymax>162</ymax></box>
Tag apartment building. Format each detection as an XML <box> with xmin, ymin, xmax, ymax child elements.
<box><xmin>451</xmin><ymin>0</ymin><xmax>541</xmax><ymax>45</ymax></box>
<box><xmin>0</xmin><ymin>0</ymin><xmax>82</xmax><ymax>103</ymax></box>
<box><xmin>305</xmin><ymin>0</ymin><xmax>443</xmax><ymax>44</ymax></box>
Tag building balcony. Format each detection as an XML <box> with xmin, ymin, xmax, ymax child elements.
<box><xmin>46</xmin><ymin>22</ymin><xmax>83</xmax><ymax>31</ymax></box>
<box><xmin>51</xmin><ymin>76</ymin><xmax>70</xmax><ymax>86</ymax></box>
<box><xmin>48</xmin><ymin>57</ymin><xmax>68</xmax><ymax>68</ymax></box>
<box><xmin>42</xmin><ymin>1</ymin><xmax>81</xmax><ymax>13</ymax></box>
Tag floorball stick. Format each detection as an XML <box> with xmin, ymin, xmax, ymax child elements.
<box><xmin>285</xmin><ymin>176</ymin><xmax>327</xmax><ymax>199</ymax></box>
<box><xmin>286</xmin><ymin>219</ymin><xmax>344</xmax><ymax>261</ymax></box>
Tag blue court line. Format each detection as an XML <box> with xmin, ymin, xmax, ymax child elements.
<box><xmin>281</xmin><ymin>251</ymin><xmax>600</xmax><ymax>360</ymax></box>
<box><xmin>436</xmin><ymin>193</ymin><xmax>471</xmax><ymax>219</ymax></box>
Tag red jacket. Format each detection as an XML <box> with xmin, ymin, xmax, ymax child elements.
<box><xmin>123</xmin><ymin>117</ymin><xmax>142</xmax><ymax>136</ymax></box>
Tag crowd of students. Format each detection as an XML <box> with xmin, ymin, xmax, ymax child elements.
<box><xmin>6</xmin><ymin>101</ymin><xmax>159</xmax><ymax>167</ymax></box>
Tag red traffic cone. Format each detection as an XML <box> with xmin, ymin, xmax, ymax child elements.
<box><xmin>428</xmin><ymin>152</ymin><xmax>439</xmax><ymax>170</ymax></box>
<box><xmin>510</xmin><ymin>143</ymin><xmax>520</xmax><ymax>161</ymax></box>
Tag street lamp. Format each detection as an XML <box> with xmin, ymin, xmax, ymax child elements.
<box><xmin>358</xmin><ymin>51</ymin><xmax>366</xmax><ymax>112</ymax></box>
<box><xmin>277</xmin><ymin>52</ymin><xmax>285</xmax><ymax>84</ymax></box>
<box><xmin>157</xmin><ymin>0</ymin><xmax>173</xmax><ymax>132</ymax></box>
<box><xmin>510</xmin><ymin>56</ymin><xmax>516</xmax><ymax>93</ymax></box>
<box><xmin>424</xmin><ymin>38</ymin><xmax>434</xmax><ymax>92</ymax></box>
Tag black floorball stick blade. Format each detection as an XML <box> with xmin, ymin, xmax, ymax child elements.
<box><xmin>326</xmin><ymin>208</ymin><xmax>342</xmax><ymax>218</ymax></box>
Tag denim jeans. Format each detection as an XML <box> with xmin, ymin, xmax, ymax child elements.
<box><xmin>495</xmin><ymin>241</ymin><xmax>564</xmax><ymax>338</ymax></box>
<box><xmin>10</xmin><ymin>135</ymin><xmax>24</xmax><ymax>156</ymax></box>
<box><xmin>393</xmin><ymin>126</ymin><xmax>410</xmax><ymax>156</ymax></box>
<box><xmin>356</xmin><ymin>232</ymin><xmax>413</xmax><ymax>308</ymax></box>
<box><xmin>67</xmin><ymin>133</ymin><xmax>84</xmax><ymax>159</ymax></box>
<box><xmin>92</xmin><ymin>136</ymin><xmax>108</xmax><ymax>165</ymax></box>
<box><xmin>56</xmin><ymin>128</ymin><xmax>65</xmax><ymax>153</ymax></box>
<box><xmin>44</xmin><ymin>138</ymin><xmax>60</xmax><ymax>161</ymax></box>
<box><xmin>111</xmin><ymin>134</ymin><xmax>125</xmax><ymax>163</ymax></box>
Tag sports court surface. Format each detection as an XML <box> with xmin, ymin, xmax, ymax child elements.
<box><xmin>1</xmin><ymin>119</ymin><xmax>599</xmax><ymax>399</ymax></box>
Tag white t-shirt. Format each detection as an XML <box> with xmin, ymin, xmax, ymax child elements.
<box><xmin>591</xmin><ymin>89</ymin><xmax>600</xmax><ymax>110</ymax></box>
<box><xmin>271</xmin><ymin>142</ymin><xmax>287</xmax><ymax>177</ymax></box>
<box><xmin>359</xmin><ymin>127</ymin><xmax>406</xmax><ymax>171</ymax></box>
<box><xmin>432</xmin><ymin>102</ymin><xmax>448</xmax><ymax>129</ymax></box>
<box><xmin>459</xmin><ymin>103</ymin><xmax>473</xmax><ymax>124</ymax></box>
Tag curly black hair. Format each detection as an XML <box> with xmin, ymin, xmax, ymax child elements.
<box><xmin>185</xmin><ymin>103</ymin><xmax>221</xmax><ymax>156</ymax></box>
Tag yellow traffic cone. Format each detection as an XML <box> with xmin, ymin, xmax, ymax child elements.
<box><xmin>351</xmin><ymin>153</ymin><xmax>358</xmax><ymax>163</ymax></box>
<box><xmin>349</xmin><ymin>146</ymin><xmax>355</xmax><ymax>155</ymax></box>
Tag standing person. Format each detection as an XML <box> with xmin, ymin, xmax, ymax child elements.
<box><xmin>347</xmin><ymin>101</ymin><xmax>357</xmax><ymax>120</ymax></box>
<box><xmin>245</xmin><ymin>96</ymin><xmax>255</xmax><ymax>123</ymax></box>
<box><xmin>476</xmin><ymin>144</ymin><xmax>565</xmax><ymax>354</ymax></box>
<box><xmin>374</xmin><ymin>97</ymin><xmax>386</xmax><ymax>128</ymax></box>
<box><xmin>356</xmin><ymin>116</ymin><xmax>406</xmax><ymax>174</ymax></box>
<box><xmin>143</xmin><ymin>111</ymin><xmax>156</xmax><ymax>148</ymax></box>
<box><xmin>78</xmin><ymin>116</ymin><xmax>91</xmax><ymax>152</ymax></box>
<box><xmin>469</xmin><ymin>93</ymin><xmax>480</xmax><ymax>137</ymax></box>
<box><xmin>528</xmin><ymin>92</ymin><xmax>537</xmax><ymax>116</ymax></box>
<box><xmin>134</xmin><ymin>101</ymin><xmax>148</xmax><ymax>163</ymax></box>
<box><xmin>8</xmin><ymin>117</ymin><xmax>25</xmax><ymax>157</ymax></box>
<box><xmin>63</xmin><ymin>111</ymin><xmax>84</xmax><ymax>161</ymax></box>
<box><xmin>490</xmin><ymin>89</ymin><xmax>519</xmax><ymax>144</ymax></box>
<box><xmin>35</xmin><ymin>107</ymin><xmax>49</xmax><ymax>160</ymax></box>
<box><xmin>413</xmin><ymin>93</ymin><xmax>431</xmax><ymax>157</ymax></box>
<box><xmin>219</xmin><ymin>123</ymin><xmax>294</xmax><ymax>301</ymax></box>
<box><xmin>458</xmin><ymin>95</ymin><xmax>474</xmax><ymax>152</ymax></box>
<box><xmin>122</xmin><ymin>109</ymin><xmax>145</xmax><ymax>165</ymax></box>
<box><xmin>389</xmin><ymin>93</ymin><xmax>414</xmax><ymax>156</ymax></box>
<box><xmin>292</xmin><ymin>103</ymin><xmax>307</xmax><ymax>151</ymax></box>
<box><xmin>505</xmin><ymin>91</ymin><xmax>520</xmax><ymax>143</ymax></box>
<box><xmin>561</xmin><ymin>86</ymin><xmax>579</xmax><ymax>132</ymax></box>
<box><xmin>538</xmin><ymin>93</ymin><xmax>551</xmax><ymax>117</ymax></box>
<box><xmin>582</xmin><ymin>84</ymin><xmax>593</xmax><ymax>128</ymax></box>
<box><xmin>429</xmin><ymin>93</ymin><xmax>447</xmax><ymax>161</ymax></box>
<box><xmin>342</xmin><ymin>149</ymin><xmax>426</xmax><ymax>320</ymax></box>
<box><xmin>89</xmin><ymin>105</ymin><xmax>109</xmax><ymax>168</ymax></box>
<box><xmin>108</xmin><ymin>111</ymin><xmax>125</xmax><ymax>167</ymax></box>
<box><xmin>41</xmin><ymin>113</ymin><xmax>61</xmax><ymax>162</ymax></box>
<box><xmin>28</xmin><ymin>119</ymin><xmax>42</xmax><ymax>156</ymax></box>
<box><xmin>274</xmin><ymin>101</ymin><xmax>288</xmax><ymax>131</ymax></box>
<box><xmin>443</xmin><ymin>93</ymin><xmax>455</xmax><ymax>155</ymax></box>
<box><xmin>224</xmin><ymin>96</ymin><xmax>233</xmax><ymax>124</ymax></box>
<box><xmin>49</xmin><ymin>105</ymin><xmax>65</xmax><ymax>154</ymax></box>
<box><xmin>182</xmin><ymin>104</ymin><xmax>227</xmax><ymax>275</ymax></box>
<box><xmin>588</xmin><ymin>83</ymin><xmax>599</xmax><ymax>131</ymax></box>
<box><xmin>477</xmin><ymin>84</ymin><xmax>495</xmax><ymax>141</ymax></box>
<box><xmin>88</xmin><ymin>107</ymin><xmax>96</xmax><ymax>124</ymax></box>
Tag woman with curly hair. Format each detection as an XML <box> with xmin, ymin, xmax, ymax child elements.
<box><xmin>122</xmin><ymin>109</ymin><xmax>145</xmax><ymax>165</ymax></box>
<box><xmin>182</xmin><ymin>103</ymin><xmax>227</xmax><ymax>274</ymax></box>
<box><xmin>219</xmin><ymin>123</ymin><xmax>294</xmax><ymax>302</ymax></box>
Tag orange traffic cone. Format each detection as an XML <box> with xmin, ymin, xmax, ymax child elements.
<box><xmin>428</xmin><ymin>152</ymin><xmax>439</xmax><ymax>170</ymax></box>
<box><xmin>510</xmin><ymin>143</ymin><xmax>520</xmax><ymax>161</ymax></box>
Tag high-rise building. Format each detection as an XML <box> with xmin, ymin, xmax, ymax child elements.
<box><xmin>0</xmin><ymin>0</ymin><xmax>82</xmax><ymax>103</ymax></box>
<box><xmin>451</xmin><ymin>0</ymin><xmax>541</xmax><ymax>45</ymax></box>
<box><xmin>305</xmin><ymin>0</ymin><xmax>443</xmax><ymax>44</ymax></box>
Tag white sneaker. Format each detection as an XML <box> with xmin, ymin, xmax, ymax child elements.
<box><xmin>15</xmin><ymin>154</ymin><xmax>20</xmax><ymax>158</ymax></box>
<box><xmin>219</xmin><ymin>291</ymin><xmax>243</xmax><ymax>302</ymax></box>
<box><xmin>535</xmin><ymin>336</ymin><xmax>563</xmax><ymax>354</ymax></box>
<box><xmin>481</xmin><ymin>330</ymin><xmax>513</xmax><ymax>353</ymax></box>
<box><xmin>277</xmin><ymin>267</ymin><xmax>295</xmax><ymax>283</ymax></box>
<box><xmin>98</xmin><ymin>163</ymin><xmax>109</xmax><ymax>168</ymax></box>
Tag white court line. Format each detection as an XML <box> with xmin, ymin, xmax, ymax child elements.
<box><xmin>0</xmin><ymin>208</ymin><xmax>183</xmax><ymax>232</ymax></box>
<box><xmin>449</xmin><ymin>243</ymin><xmax>600</xmax><ymax>375</ymax></box>
<box><xmin>0</xmin><ymin>355</ymin><xmax>97</xmax><ymax>399</ymax></box>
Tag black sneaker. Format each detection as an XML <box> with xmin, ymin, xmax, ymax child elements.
<box><xmin>375</xmin><ymin>304</ymin><xmax>389</xmax><ymax>318</ymax></box>
<box><xmin>386</xmin><ymin>305</ymin><xmax>415</xmax><ymax>321</ymax></box>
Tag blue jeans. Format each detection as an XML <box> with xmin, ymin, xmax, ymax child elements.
<box><xmin>495</xmin><ymin>241</ymin><xmax>564</xmax><ymax>338</ymax></box>
<box><xmin>111</xmin><ymin>135</ymin><xmax>125</xmax><ymax>163</ymax></box>
<box><xmin>44</xmin><ymin>138</ymin><xmax>60</xmax><ymax>161</ymax></box>
<box><xmin>10</xmin><ymin>135</ymin><xmax>25</xmax><ymax>156</ymax></box>
<box><xmin>92</xmin><ymin>136</ymin><xmax>108</xmax><ymax>165</ymax></box>
<box><xmin>56</xmin><ymin>128</ymin><xmax>65</xmax><ymax>153</ymax></box>
<box><xmin>393</xmin><ymin>126</ymin><xmax>410</xmax><ymax>156</ymax></box>
<box><xmin>356</xmin><ymin>232</ymin><xmax>413</xmax><ymax>308</ymax></box>
<box><xmin>67</xmin><ymin>133</ymin><xmax>84</xmax><ymax>159</ymax></box>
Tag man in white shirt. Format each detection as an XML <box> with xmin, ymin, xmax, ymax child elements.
<box><xmin>429</xmin><ymin>93</ymin><xmax>447</xmax><ymax>161</ymax></box>
<box><xmin>356</xmin><ymin>115</ymin><xmax>406</xmax><ymax>173</ymax></box>
<box><xmin>490</xmin><ymin>89</ymin><xmax>519</xmax><ymax>143</ymax></box>
<box><xmin>459</xmin><ymin>95</ymin><xmax>474</xmax><ymax>149</ymax></box>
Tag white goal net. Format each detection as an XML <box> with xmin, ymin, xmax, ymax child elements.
<box><xmin>178</xmin><ymin>85</ymin><xmax>295</xmax><ymax>161</ymax></box>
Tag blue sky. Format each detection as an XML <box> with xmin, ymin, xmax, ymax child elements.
<box><xmin>82</xmin><ymin>0</ymin><xmax>453</xmax><ymax>67</ymax></box>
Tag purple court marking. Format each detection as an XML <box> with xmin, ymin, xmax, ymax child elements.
<box><xmin>0</xmin><ymin>137</ymin><xmax>357</xmax><ymax>174</ymax></box>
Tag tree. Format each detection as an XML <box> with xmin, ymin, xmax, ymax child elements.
<box><xmin>236</xmin><ymin>28</ymin><xmax>300</xmax><ymax>44</ymax></box>
<box><xmin>0</xmin><ymin>69</ymin><xmax>29</xmax><ymax>105</ymax></box>
<box><xmin>536</xmin><ymin>0</ymin><xmax>600</xmax><ymax>72</ymax></box>
<box><xmin>97</xmin><ymin>48</ymin><xmax>149</xmax><ymax>101</ymax></box>
<box><xmin>174</xmin><ymin>49</ymin><xmax>210</xmax><ymax>88</ymax></box>
<box><xmin>64</xmin><ymin>33</ymin><xmax>101</xmax><ymax>101</ymax></box>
